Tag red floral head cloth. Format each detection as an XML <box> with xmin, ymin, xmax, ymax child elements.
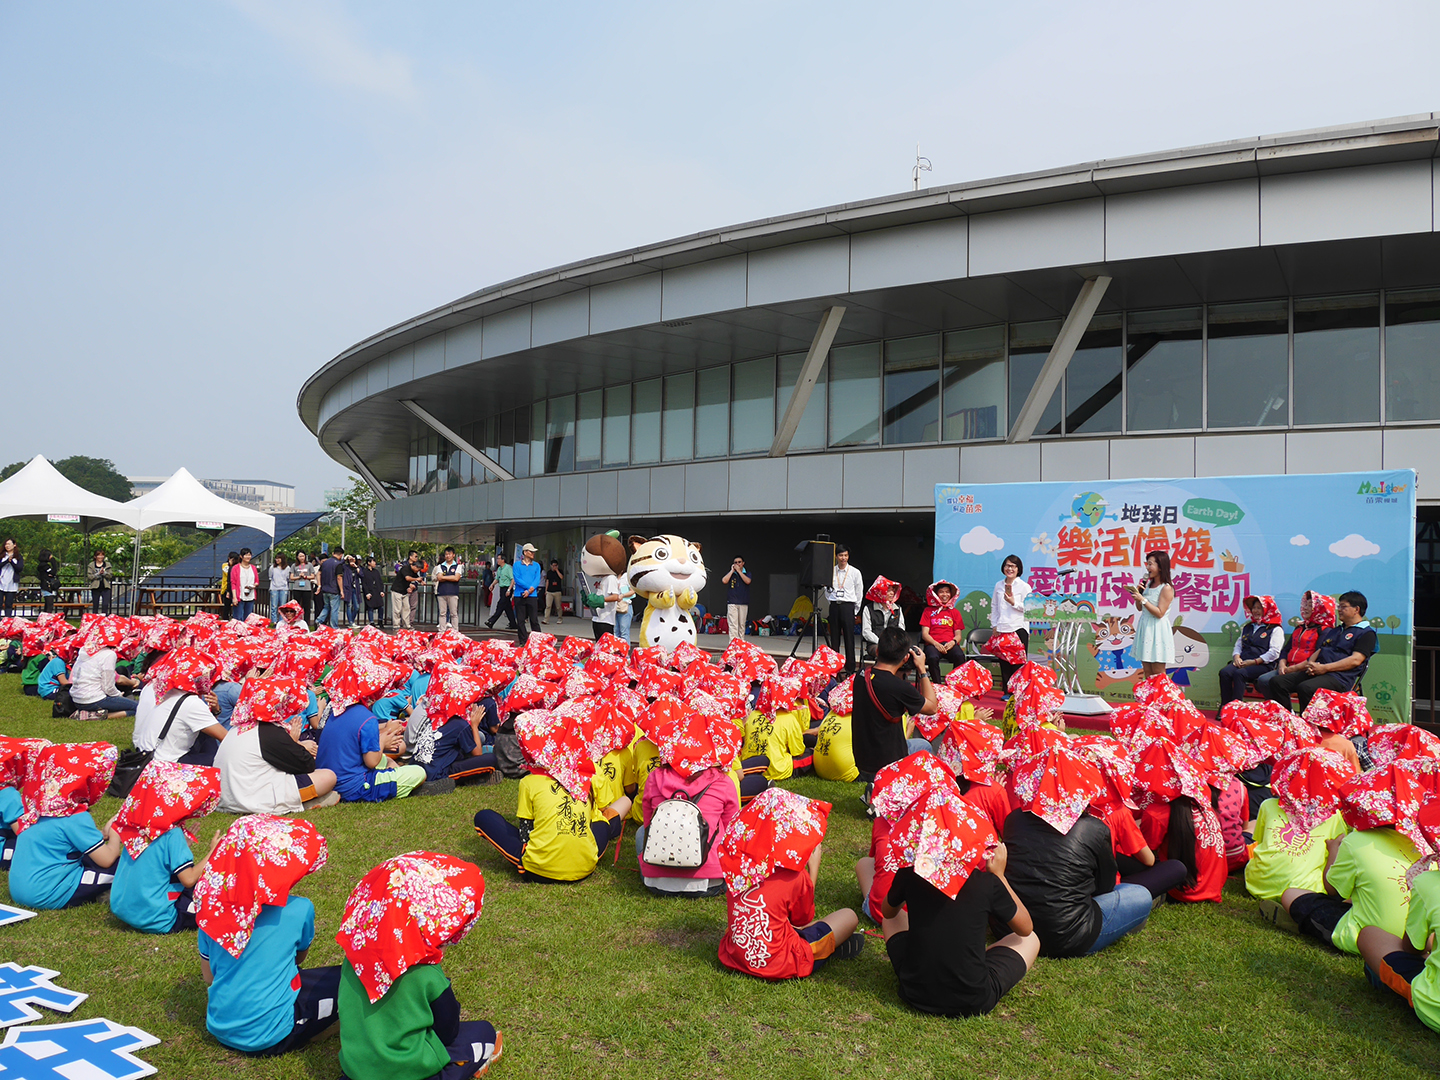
<box><xmin>1338</xmin><ymin>760</ymin><xmax>1440</xmax><ymax>846</ymax></box>
<box><xmin>146</xmin><ymin>646</ymin><xmax>221</xmax><ymax>699</ymax></box>
<box><xmin>934</xmin><ymin>716</ymin><xmax>1004</xmax><ymax>785</ymax></box>
<box><xmin>425</xmin><ymin>663</ymin><xmax>490</xmax><ymax>730</ymax></box>
<box><xmin>499</xmin><ymin>674</ymin><xmax>565</xmax><ymax>717</ymax></box>
<box><xmin>1011</xmin><ymin>668</ymin><xmax>1066</xmax><ymax>731</ymax></box>
<box><xmin>23</xmin><ymin>621</ymin><xmax>69</xmax><ymax>658</ymax></box>
<box><xmin>563</xmin><ymin>698</ymin><xmax>636</xmax><ymax>763</ymax></box>
<box><xmin>925</xmin><ymin>581</ymin><xmax>958</xmax><ymax>609</ymax></box>
<box><xmin>585</xmin><ymin>651</ymin><xmax>626</xmax><ymax>681</ymax></box>
<box><xmin>869</xmin><ymin>751</ymin><xmax>962</xmax><ymax>821</ymax></box>
<box><xmin>636</xmin><ymin>664</ymin><xmax>686</xmax><ymax>701</ymax></box>
<box><xmin>866</xmin><ymin>576</ymin><xmax>901</xmax><ymax>604</ymax></box>
<box><xmin>1009</xmin><ymin>743</ymin><xmax>1105</xmax><ymax>834</ymax></box>
<box><xmin>593</xmin><ymin>631</ymin><xmax>629</xmax><ymax>658</ymax></box>
<box><xmin>756</xmin><ymin>673</ymin><xmax>805</xmax><ymax>721</ymax></box>
<box><xmin>1302</xmin><ymin>689</ymin><xmax>1374</xmax><ymax>738</ymax></box>
<box><xmin>51</xmin><ymin>632</ymin><xmax>84</xmax><ymax>664</ymax></box>
<box><xmin>1071</xmin><ymin>735</ymin><xmax>1138</xmax><ymax>812</ymax></box>
<box><xmin>1217</xmin><ymin>700</ymin><xmax>1292</xmax><ymax>767</ymax></box>
<box><xmin>514</xmin><ymin>709</ymin><xmax>595</xmax><ymax>800</ymax></box>
<box><xmin>277</xmin><ymin>600</ymin><xmax>304</xmax><ymax>621</ymax></box>
<box><xmin>808</xmin><ymin>645</ymin><xmax>845</xmax><ymax>677</ymax></box>
<box><xmin>878</xmin><ymin>788</ymin><xmax>997</xmax><ymax>899</ymax></box>
<box><xmin>1133</xmin><ymin>673</ymin><xmax>1184</xmax><ymax>707</ymax></box>
<box><xmin>1303</xmin><ymin>591</ymin><xmax>1337</xmax><ymax>629</ymax></box>
<box><xmin>826</xmin><ymin>677</ymin><xmax>855</xmax><ymax>716</ymax></box>
<box><xmin>517</xmin><ymin>632</ymin><xmax>559</xmax><ymax>666</ymax></box>
<box><xmin>113</xmin><ymin>761</ymin><xmax>221</xmax><ymax>859</ymax></box>
<box><xmin>324</xmin><ymin>653</ymin><xmax>409</xmax><ymax>713</ymax></box>
<box><xmin>643</xmin><ymin>694</ymin><xmax>742</xmax><ymax>778</ymax></box>
<box><xmin>946</xmin><ymin>661</ymin><xmax>994</xmax><ymax>699</ymax></box>
<box><xmin>0</xmin><ymin>617</ymin><xmax>25</xmax><ymax>640</ymax></box>
<box><xmin>1178</xmin><ymin>721</ymin><xmax>1250</xmax><ymax>790</ymax></box>
<box><xmin>669</xmin><ymin>640</ymin><xmax>708</xmax><ymax>672</ymax></box>
<box><xmin>985</xmin><ymin>632</ymin><xmax>1027</xmax><ymax>666</ymax></box>
<box><xmin>16</xmin><ymin>742</ymin><xmax>119</xmax><ymax>833</ymax></box>
<box><xmin>718</xmin><ymin>787</ymin><xmax>831</xmax><ymax>895</ymax></box>
<box><xmin>1272</xmin><ymin>747</ymin><xmax>1359</xmax><ymax>833</ymax></box>
<box><xmin>1366</xmin><ymin>725</ymin><xmax>1440</xmax><ymax>768</ymax></box>
<box><xmin>230</xmin><ymin>674</ymin><xmax>310</xmax><ymax>736</ymax></box>
<box><xmin>195</xmin><ymin>814</ymin><xmax>328</xmax><ymax>958</ymax></box>
<box><xmin>0</xmin><ymin>737</ymin><xmax>49</xmax><ymax>790</ymax></box>
<box><xmin>721</xmin><ymin>639</ymin><xmax>777</xmax><ymax>682</ymax></box>
<box><xmin>336</xmin><ymin>852</ymin><xmax>486</xmax><ymax>1003</ymax></box>
<box><xmin>270</xmin><ymin>640</ymin><xmax>329</xmax><ymax>685</ymax></box>
<box><xmin>79</xmin><ymin>618</ymin><xmax>127</xmax><ymax>655</ymax></box>
<box><xmin>213</xmin><ymin>637</ymin><xmax>269</xmax><ymax>683</ymax></box>
<box><xmin>1244</xmin><ymin>595</ymin><xmax>1282</xmax><ymax>626</ymax></box>
<box><xmin>1130</xmin><ymin>738</ymin><xmax>1211</xmax><ymax>809</ymax></box>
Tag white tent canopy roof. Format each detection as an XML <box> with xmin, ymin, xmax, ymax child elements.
<box><xmin>126</xmin><ymin>467</ymin><xmax>275</xmax><ymax>536</ymax></box>
<box><xmin>0</xmin><ymin>455</ymin><xmax>139</xmax><ymax>529</ymax></box>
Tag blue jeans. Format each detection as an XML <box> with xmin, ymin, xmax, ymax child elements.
<box><xmin>319</xmin><ymin>592</ymin><xmax>342</xmax><ymax>627</ymax></box>
<box><xmin>347</xmin><ymin>595</ymin><xmax>360</xmax><ymax>624</ymax></box>
<box><xmin>232</xmin><ymin>600</ymin><xmax>253</xmax><ymax>622</ymax></box>
<box><xmin>78</xmin><ymin>694</ymin><xmax>137</xmax><ymax>715</ymax></box>
<box><xmin>615</xmin><ymin>607</ymin><xmax>632</xmax><ymax>643</ymax></box>
<box><xmin>1085</xmin><ymin>883</ymin><xmax>1154</xmax><ymax>954</ymax></box>
<box><xmin>907</xmin><ymin>737</ymin><xmax>934</xmax><ymax>756</ymax></box>
<box><xmin>270</xmin><ymin>589</ymin><xmax>287</xmax><ymax>620</ymax></box>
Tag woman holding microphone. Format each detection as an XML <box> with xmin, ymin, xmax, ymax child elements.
<box><xmin>1128</xmin><ymin>551</ymin><xmax>1175</xmax><ymax>679</ymax></box>
<box><xmin>990</xmin><ymin>555</ymin><xmax>1031</xmax><ymax>692</ymax></box>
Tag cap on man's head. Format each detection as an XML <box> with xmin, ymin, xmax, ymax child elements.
<box><xmin>522</xmin><ymin>543</ymin><xmax>537</xmax><ymax>553</ymax></box>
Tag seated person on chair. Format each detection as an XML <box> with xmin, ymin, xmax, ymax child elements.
<box><xmin>1263</xmin><ymin>591</ymin><xmax>1376</xmax><ymax>714</ymax></box>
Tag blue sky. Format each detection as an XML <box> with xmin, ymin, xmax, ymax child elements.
<box><xmin>3</xmin><ymin>1</ymin><xmax>1438</xmax><ymax>508</ymax></box>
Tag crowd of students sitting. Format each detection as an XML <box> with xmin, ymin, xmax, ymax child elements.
<box><xmin>0</xmin><ymin>589</ymin><xmax>1436</xmax><ymax>1077</ymax></box>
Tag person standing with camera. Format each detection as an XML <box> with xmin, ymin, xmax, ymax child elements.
<box><xmin>825</xmin><ymin>545</ymin><xmax>864</xmax><ymax>674</ymax></box>
<box><xmin>721</xmin><ymin>556</ymin><xmax>751</xmax><ymax>642</ymax></box>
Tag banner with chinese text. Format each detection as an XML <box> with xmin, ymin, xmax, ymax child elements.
<box><xmin>934</xmin><ymin>471</ymin><xmax>1415</xmax><ymax>722</ymax></box>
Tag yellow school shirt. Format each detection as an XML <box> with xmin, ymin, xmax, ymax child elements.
<box><xmin>591</xmin><ymin>748</ymin><xmax>633</xmax><ymax>812</ymax></box>
<box><xmin>629</xmin><ymin>738</ymin><xmax>661</xmax><ymax>824</ymax></box>
<box><xmin>1326</xmin><ymin>826</ymin><xmax>1419</xmax><ymax>955</ymax></box>
<box><xmin>516</xmin><ymin>774</ymin><xmax>605</xmax><ymax>882</ymax></box>
<box><xmin>813</xmin><ymin>711</ymin><xmax>859</xmax><ymax>783</ymax></box>
<box><xmin>1244</xmin><ymin>801</ymin><xmax>1348</xmax><ymax>901</ymax></box>
<box><xmin>742</xmin><ymin>709</ymin><xmax>808</xmax><ymax>781</ymax></box>
<box><xmin>1404</xmin><ymin>870</ymin><xmax>1440</xmax><ymax>1033</ymax></box>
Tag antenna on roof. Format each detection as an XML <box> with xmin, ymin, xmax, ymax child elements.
<box><xmin>912</xmin><ymin>144</ymin><xmax>932</xmax><ymax>190</ymax></box>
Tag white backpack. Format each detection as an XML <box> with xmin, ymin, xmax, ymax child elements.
<box><xmin>642</xmin><ymin>780</ymin><xmax>723</xmax><ymax>868</ymax></box>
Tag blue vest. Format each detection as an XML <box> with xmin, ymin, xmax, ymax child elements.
<box><xmin>1237</xmin><ymin>622</ymin><xmax>1275</xmax><ymax>662</ymax></box>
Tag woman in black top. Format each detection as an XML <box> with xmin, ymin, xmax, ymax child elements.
<box><xmin>36</xmin><ymin>549</ymin><xmax>60</xmax><ymax>613</ymax></box>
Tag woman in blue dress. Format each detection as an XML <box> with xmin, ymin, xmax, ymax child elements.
<box><xmin>1126</xmin><ymin>550</ymin><xmax>1175</xmax><ymax>679</ymax></box>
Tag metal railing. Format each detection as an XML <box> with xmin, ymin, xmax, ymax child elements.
<box><xmin>1414</xmin><ymin>627</ymin><xmax>1439</xmax><ymax>731</ymax></box>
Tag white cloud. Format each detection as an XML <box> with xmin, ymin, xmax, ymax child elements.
<box><xmin>959</xmin><ymin>525</ymin><xmax>1006</xmax><ymax>555</ymax></box>
<box><xmin>1290</xmin><ymin>534</ymin><xmax>1310</xmax><ymax>546</ymax></box>
<box><xmin>1329</xmin><ymin>533</ymin><xmax>1381</xmax><ymax>559</ymax></box>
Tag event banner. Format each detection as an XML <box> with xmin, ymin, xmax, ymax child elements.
<box><xmin>934</xmin><ymin>471</ymin><xmax>1416</xmax><ymax>722</ymax></box>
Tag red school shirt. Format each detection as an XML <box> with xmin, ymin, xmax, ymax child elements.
<box><xmin>1140</xmin><ymin>801</ymin><xmax>1227</xmax><ymax>903</ymax></box>
<box><xmin>718</xmin><ymin>868</ymin><xmax>817</xmax><ymax>981</ymax></box>
<box><xmin>1097</xmin><ymin>804</ymin><xmax>1148</xmax><ymax>885</ymax></box>
<box><xmin>920</xmin><ymin>607</ymin><xmax>963</xmax><ymax>646</ymax></box>
<box><xmin>963</xmin><ymin>781</ymin><xmax>1014</xmax><ymax>836</ymax></box>
<box><xmin>868</xmin><ymin>817</ymin><xmax>896</xmax><ymax>920</ymax></box>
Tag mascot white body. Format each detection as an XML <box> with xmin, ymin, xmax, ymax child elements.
<box><xmin>626</xmin><ymin>533</ymin><xmax>707</xmax><ymax>658</ymax></box>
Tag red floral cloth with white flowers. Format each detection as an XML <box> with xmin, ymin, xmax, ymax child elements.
<box><xmin>643</xmin><ymin>694</ymin><xmax>743</xmax><ymax>778</ymax></box>
<box><xmin>1302</xmin><ymin>689</ymin><xmax>1374</xmax><ymax>738</ymax></box>
<box><xmin>230</xmin><ymin>674</ymin><xmax>311</xmax><ymax>735</ymax></box>
<box><xmin>869</xmin><ymin>751</ymin><xmax>962</xmax><ymax>821</ymax></box>
<box><xmin>145</xmin><ymin>646</ymin><xmax>221</xmax><ymax>699</ymax></box>
<box><xmin>1272</xmin><ymin>747</ymin><xmax>1359</xmax><ymax>833</ymax></box>
<box><xmin>323</xmin><ymin>653</ymin><xmax>410</xmax><ymax>713</ymax></box>
<box><xmin>1366</xmin><ymin>724</ymin><xmax>1440</xmax><ymax>768</ymax></box>
<box><xmin>16</xmin><ymin>742</ymin><xmax>118</xmax><ymax>833</ymax></box>
<box><xmin>878</xmin><ymin>787</ymin><xmax>997</xmax><ymax>899</ymax></box>
<box><xmin>113</xmin><ymin>760</ymin><xmax>221</xmax><ymax>859</ymax></box>
<box><xmin>514</xmin><ymin>710</ymin><xmax>595</xmax><ymax>800</ymax></box>
<box><xmin>1338</xmin><ymin>759</ymin><xmax>1440</xmax><ymax>848</ymax></box>
<box><xmin>0</xmin><ymin>737</ymin><xmax>49</xmax><ymax>791</ymax></box>
<box><xmin>718</xmin><ymin>787</ymin><xmax>830</xmax><ymax>895</ymax></box>
<box><xmin>1009</xmin><ymin>743</ymin><xmax>1105</xmax><ymax>834</ymax></box>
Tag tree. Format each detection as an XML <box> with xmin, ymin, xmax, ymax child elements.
<box><xmin>1387</xmin><ymin>614</ymin><xmax>1402</xmax><ymax>634</ymax></box>
<box><xmin>1221</xmin><ymin>620</ymin><xmax>1241</xmax><ymax>645</ymax></box>
<box><xmin>0</xmin><ymin>455</ymin><xmax>133</xmax><ymax>501</ymax></box>
<box><xmin>1369</xmin><ymin>617</ymin><xmax>1386</xmax><ymax>632</ymax></box>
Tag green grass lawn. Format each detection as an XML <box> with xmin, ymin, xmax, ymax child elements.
<box><xmin>0</xmin><ymin>675</ymin><xmax>1435</xmax><ymax>1079</ymax></box>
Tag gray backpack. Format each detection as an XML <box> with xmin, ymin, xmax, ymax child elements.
<box><xmin>642</xmin><ymin>780</ymin><xmax>722</xmax><ymax>868</ymax></box>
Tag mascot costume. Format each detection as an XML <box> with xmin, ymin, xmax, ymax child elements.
<box><xmin>579</xmin><ymin>531</ymin><xmax>630</xmax><ymax>622</ymax></box>
<box><xmin>626</xmin><ymin>533</ymin><xmax>707</xmax><ymax>658</ymax></box>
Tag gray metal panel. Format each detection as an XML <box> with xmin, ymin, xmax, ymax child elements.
<box><xmin>587</xmin><ymin>471</ymin><xmax>619</xmax><ymax>517</ymax></box>
<box><xmin>850</xmin><ymin>219</ymin><xmax>968</xmax><ymax>292</ymax></box>
<box><xmin>477</xmin><ymin>484</ymin><xmax>499</xmax><ymax>523</ymax></box>
<box><xmin>1260</xmin><ymin>161</ymin><xmax>1433</xmax><ymax>246</ymax></box>
<box><xmin>1040</xmin><ymin>439</ymin><xmax>1110</xmax><ymax>482</ymax></box>
<box><xmin>661</xmin><ymin>256</ymin><xmax>747</xmax><ymax>321</ymax></box>
<box><xmin>460</xmin><ymin>485</ymin><xmax>480</xmax><ymax>523</ymax></box>
<box><xmin>746</xmin><ymin>237</ymin><xmax>850</xmax><ymax>307</ymax></box>
<box><xmin>532</xmin><ymin>476</ymin><xmax>561</xmax><ymax>518</ymax></box>
<box><xmin>482</xmin><ymin>306</ymin><xmax>532</xmax><ymax>358</ymax></box>
<box><xmin>1105</xmin><ymin>180</ymin><xmax>1259</xmax><ymax>261</ymax></box>
<box><xmin>649</xmin><ymin>465</ymin><xmax>686</xmax><ymax>513</ymax></box>
<box><xmin>445</xmin><ymin>321</ymin><xmax>483</xmax><ymax>370</ymax></box>
<box><xmin>684</xmin><ymin>461</ymin><xmax>729</xmax><ymax>512</ymax></box>
<box><xmin>1382</xmin><ymin>428</ymin><xmax>1440</xmax><ymax>498</ymax></box>
<box><xmin>376</xmin><ymin>499</ymin><xmax>401</xmax><ymax>531</ymax></box>
<box><xmin>387</xmin><ymin>345</ymin><xmax>415</xmax><ymax>388</ymax></box>
<box><xmin>531</xmin><ymin>291</ymin><xmax>590</xmax><ymax>347</ymax></box>
<box><xmin>618</xmin><ymin>469</ymin><xmax>650</xmax><ymax>515</ymax></box>
<box><xmin>902</xmin><ymin>447</ymin><xmax>960</xmax><ymax>505</ymax></box>
<box><xmin>421</xmin><ymin>492</ymin><xmax>439</xmax><ymax>527</ymax></box>
<box><xmin>787</xmin><ymin>455</ymin><xmax>843</xmax><ymax>510</ymax></box>
<box><xmin>414</xmin><ymin>334</ymin><xmax>445</xmax><ymax>380</ymax></box>
<box><xmin>728</xmin><ymin>457</ymin><xmax>788</xmax><ymax>511</ymax></box>
<box><xmin>842</xmin><ymin>450</ymin><xmax>904</xmax><ymax>508</ymax></box>
<box><xmin>1194</xmin><ymin>433</ymin><xmax>1286</xmax><ymax>476</ymax></box>
<box><xmin>969</xmin><ymin>199</ymin><xmax>1105</xmax><ymax>277</ymax></box>
<box><xmin>502</xmin><ymin>478</ymin><xmax>535</xmax><ymax>519</ymax></box>
<box><xmin>559</xmin><ymin>474</ymin><xmax>588</xmax><ymax>517</ymax></box>
<box><xmin>590</xmin><ymin>274</ymin><xmax>662</xmax><ymax>334</ymax></box>
<box><xmin>1110</xmin><ymin>436</ymin><xmax>1196</xmax><ymax>478</ymax></box>
<box><xmin>960</xmin><ymin>442</ymin><xmax>1040</xmax><ymax>482</ymax></box>
<box><xmin>1285</xmin><ymin>429</ymin><xmax>1382</xmax><ymax>474</ymax></box>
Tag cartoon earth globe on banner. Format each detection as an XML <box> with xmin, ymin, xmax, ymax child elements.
<box><xmin>1071</xmin><ymin>492</ymin><xmax>1106</xmax><ymax>528</ymax></box>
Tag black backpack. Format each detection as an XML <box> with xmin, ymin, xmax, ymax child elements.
<box><xmin>493</xmin><ymin>717</ymin><xmax>529</xmax><ymax>779</ymax></box>
<box><xmin>105</xmin><ymin>693</ymin><xmax>195</xmax><ymax>799</ymax></box>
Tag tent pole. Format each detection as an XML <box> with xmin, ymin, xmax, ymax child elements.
<box><xmin>129</xmin><ymin>527</ymin><xmax>144</xmax><ymax>616</ymax></box>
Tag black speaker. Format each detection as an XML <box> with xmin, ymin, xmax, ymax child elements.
<box><xmin>798</xmin><ymin>541</ymin><xmax>836</xmax><ymax>588</ymax></box>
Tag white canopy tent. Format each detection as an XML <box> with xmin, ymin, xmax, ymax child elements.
<box><xmin>0</xmin><ymin>455</ymin><xmax>139</xmax><ymax>530</ymax></box>
<box><xmin>123</xmin><ymin>467</ymin><xmax>276</xmax><ymax>613</ymax></box>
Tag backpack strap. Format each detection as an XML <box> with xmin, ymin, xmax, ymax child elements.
<box><xmin>156</xmin><ymin>692</ymin><xmax>196</xmax><ymax>746</ymax></box>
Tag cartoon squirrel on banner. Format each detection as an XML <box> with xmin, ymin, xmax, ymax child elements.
<box><xmin>626</xmin><ymin>533</ymin><xmax>707</xmax><ymax>657</ymax></box>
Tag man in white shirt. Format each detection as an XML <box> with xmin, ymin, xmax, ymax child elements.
<box><xmin>824</xmin><ymin>545</ymin><xmax>865</xmax><ymax>674</ymax></box>
<box><xmin>150</xmin><ymin>688</ymin><xmax>227</xmax><ymax>766</ymax></box>
<box><xmin>434</xmin><ymin>548</ymin><xmax>464</xmax><ymax>632</ymax></box>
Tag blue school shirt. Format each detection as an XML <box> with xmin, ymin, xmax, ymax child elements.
<box><xmin>9</xmin><ymin>813</ymin><xmax>104</xmax><ymax>910</ymax></box>
<box><xmin>214</xmin><ymin>682</ymin><xmax>241</xmax><ymax>728</ymax></box>
<box><xmin>0</xmin><ymin>787</ymin><xmax>21</xmax><ymax>827</ymax></box>
<box><xmin>424</xmin><ymin>717</ymin><xmax>478</xmax><ymax>781</ymax></box>
<box><xmin>316</xmin><ymin>704</ymin><xmax>392</xmax><ymax>801</ymax></box>
<box><xmin>371</xmin><ymin>691</ymin><xmax>410</xmax><ymax>722</ymax></box>
<box><xmin>38</xmin><ymin>657</ymin><xmax>67</xmax><ymax>699</ymax></box>
<box><xmin>197</xmin><ymin>896</ymin><xmax>314</xmax><ymax>1052</ymax></box>
<box><xmin>109</xmin><ymin>828</ymin><xmax>194</xmax><ymax>934</ymax></box>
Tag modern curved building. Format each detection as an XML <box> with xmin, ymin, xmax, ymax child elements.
<box><xmin>301</xmin><ymin>114</ymin><xmax>1440</xmax><ymax>619</ymax></box>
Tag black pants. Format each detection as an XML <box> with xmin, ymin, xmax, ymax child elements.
<box><xmin>829</xmin><ymin>601</ymin><xmax>857</xmax><ymax>671</ymax></box>
<box><xmin>1264</xmin><ymin>668</ymin><xmax>1350</xmax><ymax>713</ymax></box>
<box><xmin>514</xmin><ymin>596</ymin><xmax>542</xmax><ymax>643</ymax></box>
<box><xmin>250</xmin><ymin>965</ymin><xmax>342</xmax><ymax>1056</ymax></box>
<box><xmin>592</xmin><ymin>621</ymin><xmax>614</xmax><ymax>641</ymax></box>
<box><xmin>1217</xmin><ymin>660</ymin><xmax>1275</xmax><ymax>709</ymax></box>
<box><xmin>1116</xmin><ymin>856</ymin><xmax>1189</xmax><ymax>899</ymax></box>
<box><xmin>995</xmin><ymin>628</ymin><xmax>1030</xmax><ymax>693</ymax></box>
<box><xmin>92</xmin><ymin>587</ymin><xmax>111</xmax><ymax>614</ymax></box>
<box><xmin>293</xmin><ymin>591</ymin><xmax>313</xmax><ymax>622</ymax></box>
<box><xmin>487</xmin><ymin>594</ymin><xmax>516</xmax><ymax>630</ymax></box>
<box><xmin>0</xmin><ymin>593</ymin><xmax>13</xmax><ymax>617</ymax></box>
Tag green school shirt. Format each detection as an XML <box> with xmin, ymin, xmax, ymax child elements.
<box><xmin>1404</xmin><ymin>870</ymin><xmax>1440</xmax><ymax>1033</ymax></box>
<box><xmin>337</xmin><ymin>960</ymin><xmax>451</xmax><ymax>1080</ymax></box>
<box><xmin>1243</xmin><ymin>801</ymin><xmax>1348</xmax><ymax>902</ymax></box>
<box><xmin>1326</xmin><ymin>826</ymin><xmax>1419</xmax><ymax>955</ymax></box>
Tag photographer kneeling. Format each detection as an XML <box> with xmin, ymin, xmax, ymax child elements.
<box><xmin>853</xmin><ymin>628</ymin><xmax>939</xmax><ymax>788</ymax></box>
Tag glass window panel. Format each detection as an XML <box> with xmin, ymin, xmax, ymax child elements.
<box><xmin>631</xmin><ymin>378</ymin><xmax>662</xmax><ymax>464</ymax></box>
<box><xmin>829</xmin><ymin>343</ymin><xmax>881</xmax><ymax>447</ymax></box>
<box><xmin>424</xmin><ymin>435</ymin><xmax>438</xmax><ymax>493</ymax></box>
<box><xmin>662</xmin><ymin>372</ymin><xmax>695</xmax><ymax>462</ymax></box>
<box><xmin>531</xmin><ymin>401</ymin><xmax>546</xmax><ymax>474</ymax></box>
<box><xmin>883</xmin><ymin>334</ymin><xmax>941</xmax><ymax>445</ymax></box>
<box><xmin>603</xmin><ymin>385</ymin><xmax>630</xmax><ymax>467</ymax></box>
<box><xmin>576</xmin><ymin>389</ymin><xmax>602</xmax><ymax>470</ymax></box>
<box><xmin>1065</xmin><ymin>314</ymin><xmax>1122</xmax><ymax>435</ymax></box>
<box><xmin>1126</xmin><ymin>307</ymin><xmax>1202</xmax><ymax>432</ymax></box>
<box><xmin>1387</xmin><ymin>289</ymin><xmax>1440</xmax><ymax>422</ymax></box>
<box><xmin>512</xmin><ymin>406</ymin><xmax>530</xmax><ymax>478</ymax></box>
<box><xmin>731</xmin><ymin>357</ymin><xmax>776</xmax><ymax>454</ymax></box>
<box><xmin>498</xmin><ymin>411</ymin><xmax>514</xmax><ymax>475</ymax></box>
<box><xmin>409</xmin><ymin>440</ymin><xmax>418</xmax><ymax>494</ymax></box>
<box><xmin>1009</xmin><ymin>321</ymin><xmax>1063</xmax><ymax>437</ymax></box>
<box><xmin>1206</xmin><ymin>300</ymin><xmax>1289</xmax><ymax>429</ymax></box>
<box><xmin>484</xmin><ymin>415</ymin><xmax>499</xmax><ymax>467</ymax></box>
<box><xmin>942</xmin><ymin>325</ymin><xmax>1005</xmax><ymax>440</ymax></box>
<box><xmin>1293</xmin><ymin>294</ymin><xmax>1379</xmax><ymax>425</ymax></box>
<box><xmin>695</xmin><ymin>366</ymin><xmax>730</xmax><ymax>458</ymax></box>
<box><xmin>545</xmin><ymin>395</ymin><xmax>576</xmax><ymax>474</ymax></box>
<box><xmin>776</xmin><ymin>353</ymin><xmax>827</xmax><ymax>451</ymax></box>
<box><xmin>457</xmin><ymin>447</ymin><xmax>471</xmax><ymax>487</ymax></box>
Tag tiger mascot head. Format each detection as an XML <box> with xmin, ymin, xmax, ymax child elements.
<box><xmin>625</xmin><ymin>534</ymin><xmax>707</xmax><ymax>599</ymax></box>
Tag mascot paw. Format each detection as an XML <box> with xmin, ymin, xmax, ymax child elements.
<box><xmin>678</xmin><ymin>588</ymin><xmax>698</xmax><ymax>610</ymax></box>
<box><xmin>651</xmin><ymin>590</ymin><xmax>677</xmax><ymax>609</ymax></box>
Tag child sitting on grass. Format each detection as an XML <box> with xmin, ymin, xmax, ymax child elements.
<box><xmin>717</xmin><ymin>787</ymin><xmax>862</xmax><ymax>980</ymax></box>
<box><xmin>337</xmin><ymin>852</ymin><xmax>502</xmax><ymax>1080</ymax></box>
<box><xmin>194</xmin><ymin>814</ymin><xmax>339</xmax><ymax>1056</ymax></box>
<box><xmin>10</xmin><ymin>742</ymin><xmax>121</xmax><ymax>910</ymax></box>
<box><xmin>109</xmin><ymin>760</ymin><xmax>222</xmax><ymax>933</ymax></box>
<box><xmin>1248</xmin><ymin>748</ymin><xmax>1354</xmax><ymax>910</ymax></box>
<box><xmin>317</xmin><ymin>656</ymin><xmax>430</xmax><ymax>802</ymax></box>
<box><xmin>0</xmin><ymin>736</ymin><xmax>47</xmax><ymax>871</ymax></box>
